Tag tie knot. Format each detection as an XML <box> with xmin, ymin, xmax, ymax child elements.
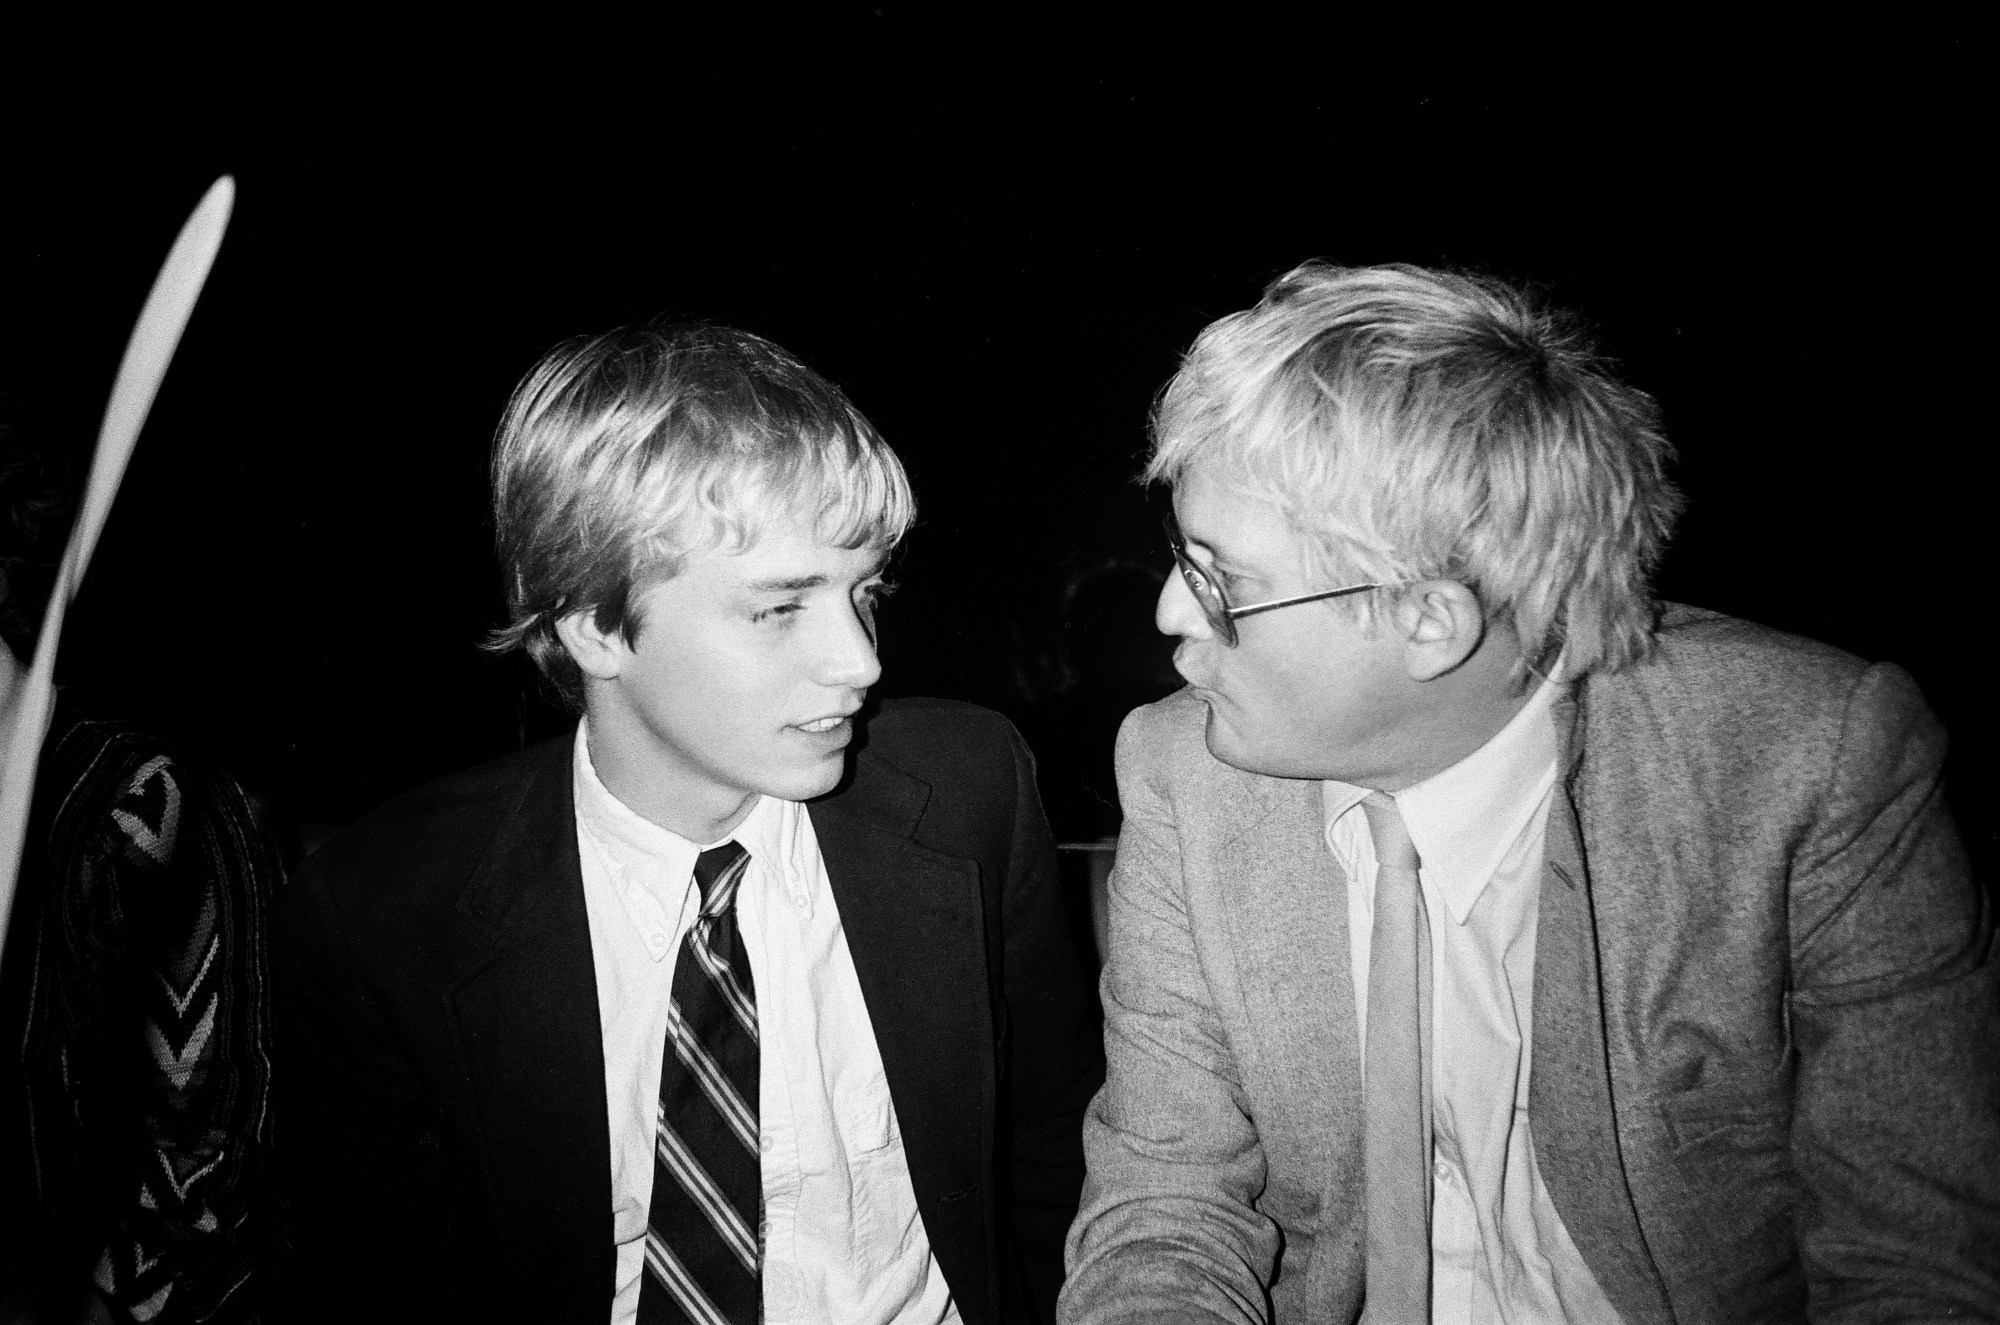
<box><xmin>692</xmin><ymin>841</ymin><xmax>750</xmax><ymax>917</ymax></box>
<box><xmin>1359</xmin><ymin>792</ymin><xmax>1420</xmax><ymax>873</ymax></box>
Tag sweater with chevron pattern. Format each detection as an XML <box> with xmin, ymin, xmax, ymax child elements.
<box><xmin>2</xmin><ymin>693</ymin><xmax>285</xmax><ymax>1324</ymax></box>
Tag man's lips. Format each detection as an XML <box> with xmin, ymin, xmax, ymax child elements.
<box><xmin>791</xmin><ymin>710</ymin><xmax>859</xmax><ymax>734</ymax></box>
<box><xmin>1173</xmin><ymin>647</ymin><xmax>1209</xmax><ymax>691</ymax></box>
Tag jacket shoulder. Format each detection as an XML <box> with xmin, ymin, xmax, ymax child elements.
<box><xmin>1648</xmin><ymin>604</ymin><xmax>1875</xmax><ymax>693</ymax></box>
<box><xmin>854</xmin><ymin>696</ymin><xmax>1024</xmax><ymax>784</ymax></box>
<box><xmin>833</xmin><ymin>698</ymin><xmax>1036</xmax><ymax>859</ymax></box>
<box><xmin>1114</xmin><ymin>688</ymin><xmax>1221</xmax><ymax>778</ymax></box>
<box><xmin>299</xmin><ymin>735</ymin><xmax>569</xmax><ymax>905</ymax></box>
<box><xmin>1587</xmin><ymin>604</ymin><xmax>1936</xmax><ymax>786</ymax></box>
<box><xmin>1614</xmin><ymin>605</ymin><xmax>1909</xmax><ymax>739</ymax></box>
<box><xmin>1111</xmin><ymin>686</ymin><xmax>1281</xmax><ymax>813</ymax></box>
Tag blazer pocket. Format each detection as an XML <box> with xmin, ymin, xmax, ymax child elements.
<box><xmin>1655</xmin><ymin>1084</ymin><xmax>1806</xmax><ymax>1313</ymax></box>
<box><xmin>1659</xmin><ymin>1084</ymin><xmax>1789</xmax><ymax>1156</ymax></box>
<box><xmin>1658</xmin><ymin>1082</ymin><xmax>1797</xmax><ymax>1241</ymax></box>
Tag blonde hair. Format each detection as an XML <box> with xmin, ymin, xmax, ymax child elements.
<box><xmin>489</xmin><ymin>323</ymin><xmax>915</xmax><ymax>709</ymax></box>
<box><xmin>1148</xmin><ymin>262</ymin><xmax>1682</xmax><ymax>675</ymax></box>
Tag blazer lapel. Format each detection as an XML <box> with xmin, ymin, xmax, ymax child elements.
<box><xmin>1216</xmin><ymin>775</ymin><xmax>1368</xmax><ymax>1253</ymax></box>
<box><xmin>809</xmin><ymin>751</ymin><xmax>996</xmax><ymax>1315</ymax></box>
<box><xmin>1532</xmin><ymin>692</ymin><xmax>1674</xmax><ymax>1324</ymax></box>
<box><xmin>443</xmin><ymin>740</ymin><xmax>615</xmax><ymax>1311</ymax></box>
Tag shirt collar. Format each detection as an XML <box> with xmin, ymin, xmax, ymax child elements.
<box><xmin>1322</xmin><ymin>663</ymin><xmax>1565</xmax><ymax>925</ymax></box>
<box><xmin>571</xmin><ymin>720</ymin><xmax>816</xmax><ymax>912</ymax></box>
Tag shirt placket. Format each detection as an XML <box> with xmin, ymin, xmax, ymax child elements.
<box><xmin>739</xmin><ymin>849</ymin><xmax>815</xmax><ymax>1323</ymax></box>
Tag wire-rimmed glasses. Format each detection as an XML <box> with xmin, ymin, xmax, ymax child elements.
<box><xmin>1164</xmin><ymin>513</ymin><xmax>1381</xmax><ymax>647</ymax></box>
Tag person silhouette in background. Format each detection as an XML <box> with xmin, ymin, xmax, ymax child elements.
<box><xmin>1019</xmin><ymin>561</ymin><xmax>1181</xmax><ymax>847</ymax></box>
<box><xmin>1017</xmin><ymin>561</ymin><xmax>1181</xmax><ymax>967</ymax></box>
<box><xmin>0</xmin><ymin>431</ymin><xmax>287</xmax><ymax>1325</ymax></box>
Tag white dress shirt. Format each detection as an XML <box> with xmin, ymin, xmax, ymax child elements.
<box><xmin>572</xmin><ymin>723</ymin><xmax>961</xmax><ymax>1325</ymax></box>
<box><xmin>1323</xmin><ymin>673</ymin><xmax>1624</xmax><ymax>1324</ymax></box>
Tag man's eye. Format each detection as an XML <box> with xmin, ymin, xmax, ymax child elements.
<box><xmin>750</xmin><ymin>602</ymin><xmax>805</xmax><ymax>624</ymax></box>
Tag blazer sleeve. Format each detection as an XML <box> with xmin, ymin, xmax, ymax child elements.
<box><xmin>1058</xmin><ymin>706</ymin><xmax>1278</xmax><ymax>1325</ymax></box>
<box><xmin>995</xmin><ymin>716</ymin><xmax>1106</xmax><ymax>1323</ymax></box>
<box><xmin>1785</xmin><ymin>661</ymin><xmax>2000</xmax><ymax>1319</ymax></box>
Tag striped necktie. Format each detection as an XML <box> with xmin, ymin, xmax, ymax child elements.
<box><xmin>638</xmin><ymin>841</ymin><xmax>760</xmax><ymax>1325</ymax></box>
<box><xmin>1359</xmin><ymin>792</ymin><xmax>1432</xmax><ymax>1323</ymax></box>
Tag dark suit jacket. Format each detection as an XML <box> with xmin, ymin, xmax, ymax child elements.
<box><xmin>1062</xmin><ymin>606</ymin><xmax>2000</xmax><ymax>1324</ymax></box>
<box><xmin>277</xmin><ymin>698</ymin><xmax>1103</xmax><ymax>1323</ymax></box>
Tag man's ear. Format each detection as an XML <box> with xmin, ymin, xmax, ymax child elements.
<box><xmin>553</xmin><ymin>608</ymin><xmax>631</xmax><ymax>683</ymax></box>
<box><xmin>1392</xmin><ymin>580</ymin><xmax>1487</xmax><ymax>683</ymax></box>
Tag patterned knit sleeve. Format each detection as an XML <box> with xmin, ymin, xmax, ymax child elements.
<box><xmin>69</xmin><ymin>750</ymin><xmax>284</xmax><ymax>1324</ymax></box>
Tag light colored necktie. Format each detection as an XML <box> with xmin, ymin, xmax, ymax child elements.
<box><xmin>1359</xmin><ymin>792</ymin><xmax>1432</xmax><ymax>1323</ymax></box>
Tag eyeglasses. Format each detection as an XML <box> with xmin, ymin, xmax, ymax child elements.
<box><xmin>1164</xmin><ymin>513</ymin><xmax>1381</xmax><ymax>647</ymax></box>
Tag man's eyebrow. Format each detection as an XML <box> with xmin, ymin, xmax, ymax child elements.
<box><xmin>1184</xmin><ymin>534</ymin><xmax>1238</xmax><ymax>569</ymax></box>
<box><xmin>744</xmin><ymin>557</ymin><xmax>890</xmax><ymax>594</ymax></box>
<box><xmin>746</xmin><ymin>573</ymin><xmax>830</xmax><ymax>593</ymax></box>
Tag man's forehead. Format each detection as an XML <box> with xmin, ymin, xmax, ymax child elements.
<box><xmin>642</xmin><ymin>521</ymin><xmax>889</xmax><ymax>601</ymax></box>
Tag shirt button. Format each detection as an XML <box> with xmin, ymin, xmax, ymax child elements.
<box><xmin>648</xmin><ymin>933</ymin><xmax>669</xmax><ymax>953</ymax></box>
<box><xmin>1435</xmin><ymin>1159</ymin><xmax>1452</xmax><ymax>1183</ymax></box>
<box><xmin>760</xmin><ymin>1135</ymin><xmax>774</xmax><ymax>1154</ymax></box>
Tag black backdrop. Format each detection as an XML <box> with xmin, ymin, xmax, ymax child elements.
<box><xmin>1</xmin><ymin>26</ymin><xmax>1987</xmax><ymax>875</ymax></box>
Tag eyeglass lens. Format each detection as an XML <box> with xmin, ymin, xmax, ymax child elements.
<box><xmin>1167</xmin><ymin>516</ymin><xmax>1238</xmax><ymax>645</ymax></box>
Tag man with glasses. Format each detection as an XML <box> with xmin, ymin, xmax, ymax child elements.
<box><xmin>1059</xmin><ymin>263</ymin><xmax>1999</xmax><ymax>1323</ymax></box>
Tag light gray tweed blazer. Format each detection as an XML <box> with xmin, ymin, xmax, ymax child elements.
<box><xmin>1060</xmin><ymin>606</ymin><xmax>1999</xmax><ymax>1324</ymax></box>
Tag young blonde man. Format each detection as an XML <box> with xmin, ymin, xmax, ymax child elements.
<box><xmin>1060</xmin><ymin>265</ymin><xmax>1999</xmax><ymax>1323</ymax></box>
<box><xmin>279</xmin><ymin>325</ymin><xmax>1101</xmax><ymax>1324</ymax></box>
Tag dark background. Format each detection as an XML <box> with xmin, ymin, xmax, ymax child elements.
<box><xmin>0</xmin><ymin>25</ymin><xmax>1987</xmax><ymax>874</ymax></box>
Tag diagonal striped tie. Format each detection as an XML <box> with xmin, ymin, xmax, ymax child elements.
<box><xmin>638</xmin><ymin>841</ymin><xmax>760</xmax><ymax>1325</ymax></box>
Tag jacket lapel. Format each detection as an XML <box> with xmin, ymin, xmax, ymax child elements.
<box><xmin>443</xmin><ymin>739</ymin><xmax>615</xmax><ymax>1311</ymax></box>
<box><xmin>1532</xmin><ymin>693</ymin><xmax>1674</xmax><ymax>1324</ymax></box>
<box><xmin>1217</xmin><ymin>775</ymin><xmax>1368</xmax><ymax>1256</ymax></box>
<box><xmin>809</xmin><ymin>751</ymin><xmax>996</xmax><ymax>1317</ymax></box>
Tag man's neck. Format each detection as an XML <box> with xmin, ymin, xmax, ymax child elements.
<box><xmin>580</xmin><ymin>713</ymin><xmax>757</xmax><ymax>846</ymax></box>
<box><xmin>1373</xmin><ymin>632</ymin><xmax>1548</xmax><ymax>793</ymax></box>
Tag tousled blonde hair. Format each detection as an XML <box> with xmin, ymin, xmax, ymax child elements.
<box><xmin>489</xmin><ymin>323</ymin><xmax>914</xmax><ymax>709</ymax></box>
<box><xmin>1149</xmin><ymin>262</ymin><xmax>1681</xmax><ymax>675</ymax></box>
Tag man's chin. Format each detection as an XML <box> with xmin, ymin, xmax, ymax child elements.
<box><xmin>773</xmin><ymin>753</ymin><xmax>849</xmax><ymax>804</ymax></box>
<box><xmin>1201</xmin><ymin>707</ymin><xmax>1266</xmax><ymax>775</ymax></box>
<box><xmin>1201</xmin><ymin>707</ymin><xmax>1320</xmax><ymax>781</ymax></box>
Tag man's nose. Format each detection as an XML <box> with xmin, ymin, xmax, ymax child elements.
<box><xmin>1157</xmin><ymin>569</ymin><xmax>1213</xmax><ymax>641</ymax></box>
<box><xmin>821</xmin><ymin>601</ymin><xmax>884</xmax><ymax>690</ymax></box>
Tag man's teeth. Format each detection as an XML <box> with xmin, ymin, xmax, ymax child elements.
<box><xmin>798</xmin><ymin>716</ymin><xmax>845</xmax><ymax>733</ymax></box>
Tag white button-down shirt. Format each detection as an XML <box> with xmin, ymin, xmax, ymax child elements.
<box><xmin>1323</xmin><ymin>673</ymin><xmax>1623</xmax><ymax>1324</ymax></box>
<box><xmin>572</xmin><ymin>723</ymin><xmax>961</xmax><ymax>1325</ymax></box>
